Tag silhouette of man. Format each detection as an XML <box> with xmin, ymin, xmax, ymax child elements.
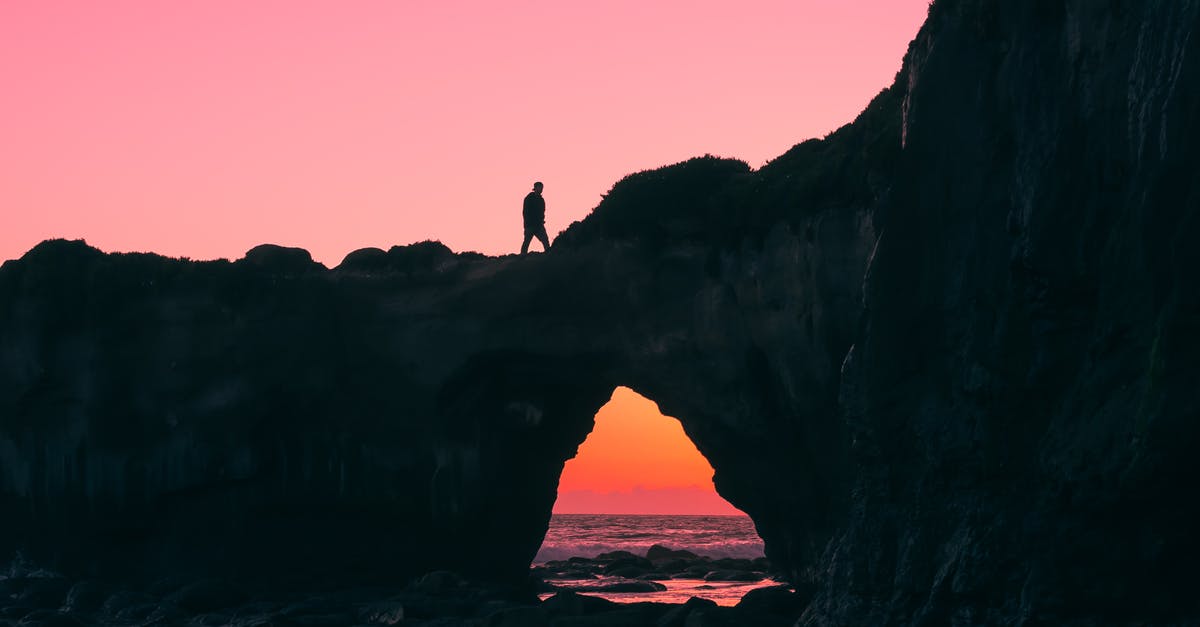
<box><xmin>521</xmin><ymin>181</ymin><xmax>550</xmax><ymax>256</ymax></box>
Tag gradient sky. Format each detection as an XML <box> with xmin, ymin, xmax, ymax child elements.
<box><xmin>554</xmin><ymin>387</ymin><xmax>743</xmax><ymax>515</ymax></box>
<box><xmin>1</xmin><ymin>0</ymin><xmax>930</xmax><ymax>266</ymax></box>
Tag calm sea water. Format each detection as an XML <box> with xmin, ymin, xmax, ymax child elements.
<box><xmin>535</xmin><ymin>514</ymin><xmax>766</xmax><ymax>562</ymax></box>
<box><xmin>535</xmin><ymin>514</ymin><xmax>779</xmax><ymax>606</ymax></box>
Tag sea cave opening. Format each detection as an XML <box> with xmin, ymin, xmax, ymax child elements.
<box><xmin>533</xmin><ymin>386</ymin><xmax>777</xmax><ymax>606</ymax></box>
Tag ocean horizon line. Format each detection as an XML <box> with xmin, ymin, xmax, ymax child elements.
<box><xmin>550</xmin><ymin>512</ymin><xmax>751</xmax><ymax>517</ymax></box>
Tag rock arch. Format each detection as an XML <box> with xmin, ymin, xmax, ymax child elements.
<box><xmin>0</xmin><ymin>200</ymin><xmax>871</xmax><ymax>592</ymax></box>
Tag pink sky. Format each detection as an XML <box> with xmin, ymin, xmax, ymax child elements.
<box><xmin>1</xmin><ymin>1</ymin><xmax>929</xmax><ymax>266</ymax></box>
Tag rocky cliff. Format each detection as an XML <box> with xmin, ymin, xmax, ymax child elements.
<box><xmin>1</xmin><ymin>0</ymin><xmax>1198</xmax><ymax>624</ymax></box>
<box><xmin>806</xmin><ymin>1</ymin><xmax>1200</xmax><ymax>624</ymax></box>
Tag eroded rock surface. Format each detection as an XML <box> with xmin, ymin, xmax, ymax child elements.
<box><xmin>804</xmin><ymin>1</ymin><xmax>1200</xmax><ymax>624</ymax></box>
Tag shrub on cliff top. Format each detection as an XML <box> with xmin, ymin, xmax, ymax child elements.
<box><xmin>336</xmin><ymin>239</ymin><xmax>482</xmax><ymax>277</ymax></box>
<box><xmin>385</xmin><ymin>240</ymin><xmax>456</xmax><ymax>271</ymax></box>
<box><xmin>238</xmin><ymin>244</ymin><xmax>325</xmax><ymax>274</ymax></box>
<box><xmin>747</xmin><ymin>85</ymin><xmax>902</xmax><ymax>221</ymax></box>
<box><xmin>554</xmin><ymin>85</ymin><xmax>903</xmax><ymax>252</ymax></box>
<box><xmin>555</xmin><ymin>155</ymin><xmax>751</xmax><ymax>249</ymax></box>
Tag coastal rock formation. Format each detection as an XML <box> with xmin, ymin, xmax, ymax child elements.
<box><xmin>806</xmin><ymin>1</ymin><xmax>1200</xmax><ymax>623</ymax></box>
<box><xmin>0</xmin><ymin>0</ymin><xmax>1197</xmax><ymax>624</ymax></box>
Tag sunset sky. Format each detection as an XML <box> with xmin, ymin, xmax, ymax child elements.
<box><xmin>554</xmin><ymin>387</ymin><xmax>741</xmax><ymax>515</ymax></box>
<box><xmin>1</xmin><ymin>0</ymin><xmax>929</xmax><ymax>266</ymax></box>
<box><xmin>2</xmin><ymin>1</ymin><xmax>930</xmax><ymax>514</ymax></box>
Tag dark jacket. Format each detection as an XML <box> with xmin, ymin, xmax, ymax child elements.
<box><xmin>523</xmin><ymin>192</ymin><xmax>545</xmax><ymax>228</ymax></box>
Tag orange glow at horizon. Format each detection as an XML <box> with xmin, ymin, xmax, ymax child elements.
<box><xmin>554</xmin><ymin>387</ymin><xmax>742</xmax><ymax>515</ymax></box>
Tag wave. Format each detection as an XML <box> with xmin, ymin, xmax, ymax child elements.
<box><xmin>534</xmin><ymin>538</ymin><xmax>765</xmax><ymax>563</ymax></box>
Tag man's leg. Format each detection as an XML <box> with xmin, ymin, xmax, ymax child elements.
<box><xmin>536</xmin><ymin>226</ymin><xmax>550</xmax><ymax>252</ymax></box>
<box><xmin>521</xmin><ymin>229</ymin><xmax>534</xmax><ymax>255</ymax></box>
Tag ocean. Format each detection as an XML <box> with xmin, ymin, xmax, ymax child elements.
<box><xmin>534</xmin><ymin>514</ymin><xmax>780</xmax><ymax>606</ymax></box>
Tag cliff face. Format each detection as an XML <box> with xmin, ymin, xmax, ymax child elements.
<box><xmin>1</xmin><ymin>0</ymin><xmax>1198</xmax><ymax>624</ymax></box>
<box><xmin>810</xmin><ymin>1</ymin><xmax>1200</xmax><ymax>624</ymax></box>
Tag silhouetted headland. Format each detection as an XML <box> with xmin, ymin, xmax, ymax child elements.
<box><xmin>1</xmin><ymin>1</ymin><xmax>1199</xmax><ymax>624</ymax></box>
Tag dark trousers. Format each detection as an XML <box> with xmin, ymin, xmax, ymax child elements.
<box><xmin>521</xmin><ymin>224</ymin><xmax>550</xmax><ymax>255</ymax></box>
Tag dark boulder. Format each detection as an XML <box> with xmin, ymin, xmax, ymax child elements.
<box><xmin>604</xmin><ymin>566</ymin><xmax>648</xmax><ymax>579</ymax></box>
<box><xmin>646</xmin><ymin>545</ymin><xmax>699</xmax><ymax>562</ymax></box>
<box><xmin>656</xmin><ymin>596</ymin><xmax>717</xmax><ymax>627</ymax></box>
<box><xmin>540</xmin><ymin>590</ymin><xmax>618</xmax><ymax>616</ymax></box>
<box><xmin>703</xmin><ymin>570</ymin><xmax>764</xmax><ymax>582</ymax></box>
<box><xmin>654</xmin><ymin>559</ymin><xmax>693</xmax><ymax>574</ymax></box>
<box><xmin>337</xmin><ymin>240</ymin><xmax>465</xmax><ymax>277</ymax></box>
<box><xmin>593</xmin><ymin>550</ymin><xmax>639</xmax><ymax>562</ymax></box>
<box><xmin>240</xmin><ymin>243</ymin><xmax>324</xmax><ymax>273</ymax></box>
<box><xmin>570</xmin><ymin>581</ymin><xmax>667</xmax><ymax>594</ymax></box>
<box><xmin>602</xmin><ymin>558</ymin><xmax>653</xmax><ymax>574</ymax></box>
<box><xmin>336</xmin><ymin>247</ymin><xmax>389</xmax><ymax>274</ymax></box>
<box><xmin>384</xmin><ymin>240</ymin><xmax>456</xmax><ymax>271</ymax></box>
<box><xmin>735</xmin><ymin>585</ymin><xmax>806</xmax><ymax>615</ymax></box>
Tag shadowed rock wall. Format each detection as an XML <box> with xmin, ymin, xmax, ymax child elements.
<box><xmin>805</xmin><ymin>1</ymin><xmax>1200</xmax><ymax>624</ymax></box>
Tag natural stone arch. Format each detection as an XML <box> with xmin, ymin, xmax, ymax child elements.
<box><xmin>426</xmin><ymin>336</ymin><xmax>860</xmax><ymax>589</ymax></box>
<box><xmin>0</xmin><ymin>195</ymin><xmax>870</xmax><ymax>591</ymax></box>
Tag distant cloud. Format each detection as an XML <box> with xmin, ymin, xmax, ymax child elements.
<box><xmin>552</xmin><ymin>485</ymin><xmax>746</xmax><ymax>515</ymax></box>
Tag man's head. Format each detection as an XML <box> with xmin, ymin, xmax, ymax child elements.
<box><xmin>533</xmin><ymin>181</ymin><xmax>543</xmax><ymax>194</ymax></box>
